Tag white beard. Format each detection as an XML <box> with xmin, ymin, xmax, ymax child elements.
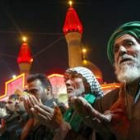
<box><xmin>115</xmin><ymin>63</ymin><xmax>140</xmax><ymax>84</ymax></box>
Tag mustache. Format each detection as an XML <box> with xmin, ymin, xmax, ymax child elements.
<box><xmin>118</xmin><ymin>54</ymin><xmax>135</xmax><ymax>65</ymax></box>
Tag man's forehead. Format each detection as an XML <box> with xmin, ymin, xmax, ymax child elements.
<box><xmin>7</xmin><ymin>98</ymin><xmax>15</xmax><ymax>103</ymax></box>
<box><xmin>64</xmin><ymin>71</ymin><xmax>82</xmax><ymax>78</ymax></box>
<box><xmin>114</xmin><ymin>34</ymin><xmax>136</xmax><ymax>46</ymax></box>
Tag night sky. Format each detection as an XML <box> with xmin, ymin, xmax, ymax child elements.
<box><xmin>0</xmin><ymin>0</ymin><xmax>140</xmax><ymax>93</ymax></box>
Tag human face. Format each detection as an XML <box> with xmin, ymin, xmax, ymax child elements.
<box><xmin>15</xmin><ymin>96</ymin><xmax>25</xmax><ymax>114</ymax></box>
<box><xmin>5</xmin><ymin>98</ymin><xmax>16</xmax><ymax>115</ymax></box>
<box><xmin>27</xmin><ymin>79</ymin><xmax>48</xmax><ymax>103</ymax></box>
<box><xmin>114</xmin><ymin>34</ymin><xmax>140</xmax><ymax>83</ymax></box>
<box><xmin>64</xmin><ymin>73</ymin><xmax>85</xmax><ymax>100</ymax></box>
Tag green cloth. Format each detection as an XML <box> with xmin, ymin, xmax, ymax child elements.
<box><xmin>107</xmin><ymin>21</ymin><xmax>140</xmax><ymax>64</ymax></box>
<box><xmin>63</xmin><ymin>93</ymin><xmax>96</xmax><ymax>132</ymax></box>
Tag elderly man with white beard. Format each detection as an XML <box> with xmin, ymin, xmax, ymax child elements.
<box><xmin>72</xmin><ymin>21</ymin><xmax>140</xmax><ymax>140</ymax></box>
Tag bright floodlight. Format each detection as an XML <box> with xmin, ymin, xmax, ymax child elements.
<box><xmin>22</xmin><ymin>36</ymin><xmax>27</xmax><ymax>42</ymax></box>
<box><xmin>69</xmin><ymin>1</ymin><xmax>73</xmax><ymax>7</ymax></box>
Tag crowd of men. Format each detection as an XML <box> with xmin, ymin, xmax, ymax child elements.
<box><xmin>0</xmin><ymin>21</ymin><xmax>140</xmax><ymax>140</ymax></box>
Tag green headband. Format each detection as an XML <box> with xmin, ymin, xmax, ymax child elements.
<box><xmin>107</xmin><ymin>21</ymin><xmax>140</xmax><ymax>64</ymax></box>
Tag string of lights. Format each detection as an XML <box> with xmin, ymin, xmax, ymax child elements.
<box><xmin>0</xmin><ymin>35</ymin><xmax>64</xmax><ymax>58</ymax></box>
<box><xmin>33</xmin><ymin>36</ymin><xmax>64</xmax><ymax>57</ymax></box>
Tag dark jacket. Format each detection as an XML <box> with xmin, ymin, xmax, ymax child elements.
<box><xmin>0</xmin><ymin>115</ymin><xmax>22</xmax><ymax>140</ymax></box>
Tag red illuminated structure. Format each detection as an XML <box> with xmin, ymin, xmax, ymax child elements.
<box><xmin>17</xmin><ymin>38</ymin><xmax>33</xmax><ymax>75</ymax></box>
<box><xmin>48</xmin><ymin>74</ymin><xmax>66</xmax><ymax>97</ymax></box>
<box><xmin>63</xmin><ymin>2</ymin><xmax>104</xmax><ymax>83</ymax></box>
<box><xmin>17</xmin><ymin>42</ymin><xmax>33</xmax><ymax>63</ymax></box>
<box><xmin>63</xmin><ymin>6</ymin><xmax>83</xmax><ymax>34</ymax></box>
<box><xmin>63</xmin><ymin>3</ymin><xmax>83</xmax><ymax>67</ymax></box>
<box><xmin>0</xmin><ymin>73</ymin><xmax>25</xmax><ymax>101</ymax></box>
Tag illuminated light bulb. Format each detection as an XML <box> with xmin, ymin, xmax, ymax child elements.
<box><xmin>30</xmin><ymin>58</ymin><xmax>33</xmax><ymax>62</ymax></box>
<box><xmin>12</xmin><ymin>75</ymin><xmax>16</xmax><ymax>79</ymax></box>
<box><xmin>83</xmin><ymin>60</ymin><xmax>87</xmax><ymax>64</ymax></box>
<box><xmin>82</xmin><ymin>48</ymin><xmax>87</xmax><ymax>53</ymax></box>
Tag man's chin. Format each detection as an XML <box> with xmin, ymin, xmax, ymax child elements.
<box><xmin>116</xmin><ymin>65</ymin><xmax>140</xmax><ymax>83</ymax></box>
<box><xmin>67</xmin><ymin>93</ymin><xmax>77</xmax><ymax>102</ymax></box>
<box><xmin>68</xmin><ymin>94</ymin><xmax>75</xmax><ymax>99</ymax></box>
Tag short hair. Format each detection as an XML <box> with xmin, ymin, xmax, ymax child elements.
<box><xmin>27</xmin><ymin>73</ymin><xmax>52</xmax><ymax>89</ymax></box>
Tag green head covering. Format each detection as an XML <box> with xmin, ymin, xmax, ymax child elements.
<box><xmin>107</xmin><ymin>21</ymin><xmax>140</xmax><ymax>64</ymax></box>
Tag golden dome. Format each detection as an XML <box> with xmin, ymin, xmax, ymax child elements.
<box><xmin>82</xmin><ymin>60</ymin><xmax>103</xmax><ymax>83</ymax></box>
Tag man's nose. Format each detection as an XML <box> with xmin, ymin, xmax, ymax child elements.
<box><xmin>119</xmin><ymin>46</ymin><xmax>127</xmax><ymax>56</ymax></box>
<box><xmin>65</xmin><ymin>79</ymin><xmax>72</xmax><ymax>86</ymax></box>
<box><xmin>15</xmin><ymin>100</ymin><xmax>19</xmax><ymax>104</ymax></box>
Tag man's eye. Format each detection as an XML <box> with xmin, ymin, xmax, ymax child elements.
<box><xmin>7</xmin><ymin>101</ymin><xmax>12</xmax><ymax>104</ymax></box>
<box><xmin>114</xmin><ymin>46</ymin><xmax>119</xmax><ymax>53</ymax></box>
<box><xmin>125</xmin><ymin>41</ymin><xmax>134</xmax><ymax>46</ymax></box>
